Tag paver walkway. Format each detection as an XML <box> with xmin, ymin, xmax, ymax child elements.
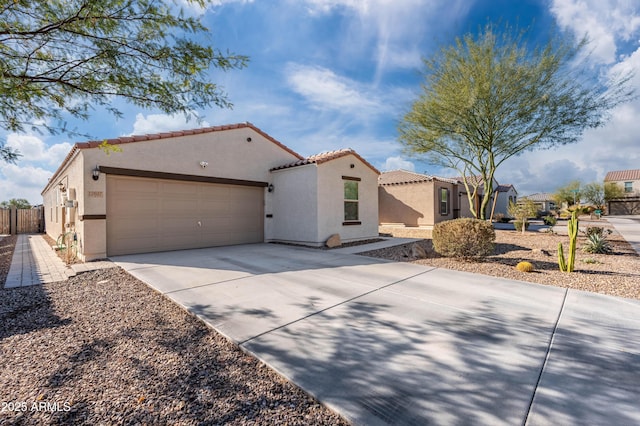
<box><xmin>3</xmin><ymin>234</ymin><xmax>115</xmax><ymax>288</ymax></box>
<box><xmin>5</xmin><ymin>234</ymin><xmax>72</xmax><ymax>287</ymax></box>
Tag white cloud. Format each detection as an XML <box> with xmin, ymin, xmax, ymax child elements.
<box><xmin>5</xmin><ymin>134</ymin><xmax>72</xmax><ymax>166</ymax></box>
<box><xmin>550</xmin><ymin>0</ymin><xmax>640</xmax><ymax>64</ymax></box>
<box><xmin>300</xmin><ymin>0</ymin><xmax>471</xmax><ymax>76</ymax></box>
<box><xmin>285</xmin><ymin>63</ymin><xmax>386</xmax><ymax>116</ymax></box>
<box><xmin>130</xmin><ymin>113</ymin><xmax>210</xmax><ymax>136</ymax></box>
<box><xmin>381</xmin><ymin>156</ymin><xmax>415</xmax><ymax>172</ymax></box>
<box><xmin>0</xmin><ymin>163</ymin><xmax>52</xmax><ymax>205</ymax></box>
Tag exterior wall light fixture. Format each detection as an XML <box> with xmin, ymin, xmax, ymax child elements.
<box><xmin>92</xmin><ymin>165</ymin><xmax>100</xmax><ymax>181</ymax></box>
<box><xmin>268</xmin><ymin>184</ymin><xmax>274</xmax><ymax>193</ymax></box>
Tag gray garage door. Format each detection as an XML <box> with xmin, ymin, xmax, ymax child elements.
<box><xmin>106</xmin><ymin>175</ymin><xmax>264</xmax><ymax>256</ymax></box>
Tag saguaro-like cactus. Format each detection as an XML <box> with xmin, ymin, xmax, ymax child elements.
<box><xmin>558</xmin><ymin>210</ymin><xmax>579</xmax><ymax>272</ymax></box>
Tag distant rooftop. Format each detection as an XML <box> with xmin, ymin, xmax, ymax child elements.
<box><xmin>378</xmin><ymin>170</ymin><xmax>459</xmax><ymax>185</ymax></box>
<box><xmin>605</xmin><ymin>169</ymin><xmax>640</xmax><ymax>182</ymax></box>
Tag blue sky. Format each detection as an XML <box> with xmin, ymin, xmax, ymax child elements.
<box><xmin>2</xmin><ymin>0</ymin><xmax>640</xmax><ymax>205</ymax></box>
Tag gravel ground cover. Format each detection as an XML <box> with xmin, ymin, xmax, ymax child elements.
<box><xmin>363</xmin><ymin>223</ymin><xmax>640</xmax><ymax>300</ymax></box>
<box><xmin>0</xmin><ymin>236</ymin><xmax>347</xmax><ymax>425</ymax></box>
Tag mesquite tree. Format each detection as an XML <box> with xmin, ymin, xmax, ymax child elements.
<box><xmin>0</xmin><ymin>0</ymin><xmax>248</xmax><ymax>162</ymax></box>
<box><xmin>399</xmin><ymin>24</ymin><xmax>633</xmax><ymax>219</ymax></box>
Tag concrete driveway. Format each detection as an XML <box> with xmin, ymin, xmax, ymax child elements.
<box><xmin>112</xmin><ymin>243</ymin><xmax>640</xmax><ymax>425</ymax></box>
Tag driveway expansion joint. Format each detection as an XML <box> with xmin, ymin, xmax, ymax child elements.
<box><xmin>238</xmin><ymin>269</ymin><xmax>433</xmax><ymax>346</ymax></box>
<box><xmin>524</xmin><ymin>287</ymin><xmax>569</xmax><ymax>425</ymax></box>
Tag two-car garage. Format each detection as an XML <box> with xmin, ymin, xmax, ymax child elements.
<box><xmin>106</xmin><ymin>174</ymin><xmax>264</xmax><ymax>256</ymax></box>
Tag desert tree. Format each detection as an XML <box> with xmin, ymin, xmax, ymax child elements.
<box><xmin>582</xmin><ymin>182</ymin><xmax>606</xmax><ymax>209</ymax></box>
<box><xmin>0</xmin><ymin>0</ymin><xmax>248</xmax><ymax>162</ymax></box>
<box><xmin>399</xmin><ymin>24</ymin><xmax>633</xmax><ymax>219</ymax></box>
<box><xmin>553</xmin><ymin>180</ymin><xmax>582</xmax><ymax>206</ymax></box>
<box><xmin>0</xmin><ymin>198</ymin><xmax>32</xmax><ymax>209</ymax></box>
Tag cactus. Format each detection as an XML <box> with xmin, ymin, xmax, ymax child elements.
<box><xmin>558</xmin><ymin>210</ymin><xmax>579</xmax><ymax>272</ymax></box>
<box><xmin>516</xmin><ymin>261</ymin><xmax>534</xmax><ymax>272</ymax></box>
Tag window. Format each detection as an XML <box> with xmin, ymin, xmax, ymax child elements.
<box><xmin>344</xmin><ymin>179</ymin><xmax>359</xmax><ymax>222</ymax></box>
<box><xmin>625</xmin><ymin>182</ymin><xmax>633</xmax><ymax>193</ymax></box>
<box><xmin>440</xmin><ymin>188</ymin><xmax>449</xmax><ymax>215</ymax></box>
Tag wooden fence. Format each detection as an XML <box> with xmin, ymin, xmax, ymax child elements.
<box><xmin>0</xmin><ymin>206</ymin><xmax>45</xmax><ymax>234</ymax></box>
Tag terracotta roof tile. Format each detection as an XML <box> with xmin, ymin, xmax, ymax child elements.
<box><xmin>271</xmin><ymin>148</ymin><xmax>380</xmax><ymax>174</ymax></box>
<box><xmin>521</xmin><ymin>192</ymin><xmax>555</xmax><ymax>202</ymax></box>
<box><xmin>604</xmin><ymin>169</ymin><xmax>640</xmax><ymax>182</ymax></box>
<box><xmin>379</xmin><ymin>170</ymin><xmax>459</xmax><ymax>185</ymax></box>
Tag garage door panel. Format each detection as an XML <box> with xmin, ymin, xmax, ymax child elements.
<box><xmin>107</xmin><ymin>176</ymin><xmax>264</xmax><ymax>256</ymax></box>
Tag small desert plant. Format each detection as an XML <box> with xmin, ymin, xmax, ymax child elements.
<box><xmin>543</xmin><ymin>215</ymin><xmax>557</xmax><ymax>226</ymax></box>
<box><xmin>558</xmin><ymin>210</ymin><xmax>578</xmax><ymax>272</ymax></box>
<box><xmin>581</xmin><ymin>258</ymin><xmax>600</xmax><ymax>264</ymax></box>
<box><xmin>508</xmin><ymin>199</ymin><xmax>537</xmax><ymax>234</ymax></box>
<box><xmin>582</xmin><ymin>226</ymin><xmax>612</xmax><ymax>239</ymax></box>
<box><xmin>515</xmin><ymin>261</ymin><xmax>534</xmax><ymax>272</ymax></box>
<box><xmin>432</xmin><ymin>218</ymin><xmax>495</xmax><ymax>261</ymax></box>
<box><xmin>582</xmin><ymin>233</ymin><xmax>613</xmax><ymax>254</ymax></box>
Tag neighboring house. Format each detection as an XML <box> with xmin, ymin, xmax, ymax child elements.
<box><xmin>605</xmin><ymin>169</ymin><xmax>640</xmax><ymax>215</ymax></box>
<box><xmin>493</xmin><ymin>184</ymin><xmax>518</xmax><ymax>217</ymax></box>
<box><xmin>378</xmin><ymin>170</ymin><xmax>518</xmax><ymax>227</ymax></box>
<box><xmin>41</xmin><ymin>123</ymin><xmax>379</xmax><ymax>260</ymax></box>
<box><xmin>378</xmin><ymin>170</ymin><xmax>469</xmax><ymax>227</ymax></box>
<box><xmin>521</xmin><ymin>192</ymin><xmax>557</xmax><ymax>214</ymax></box>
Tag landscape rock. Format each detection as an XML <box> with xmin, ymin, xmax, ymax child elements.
<box><xmin>411</xmin><ymin>242</ymin><xmax>428</xmax><ymax>259</ymax></box>
<box><xmin>325</xmin><ymin>233</ymin><xmax>341</xmax><ymax>248</ymax></box>
<box><xmin>531</xmin><ymin>248</ymin><xmax>551</xmax><ymax>256</ymax></box>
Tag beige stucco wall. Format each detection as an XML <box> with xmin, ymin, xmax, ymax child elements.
<box><xmin>81</xmin><ymin>127</ymin><xmax>299</xmax><ymax>187</ymax></box>
<box><xmin>268</xmin><ymin>154</ymin><xmax>379</xmax><ymax>246</ymax></box>
<box><xmin>267</xmin><ymin>164</ymin><xmax>319</xmax><ymax>244</ymax></box>
<box><xmin>378</xmin><ymin>182</ymin><xmax>433</xmax><ymax>226</ymax></box>
<box><xmin>493</xmin><ymin>187</ymin><xmax>517</xmax><ymax>217</ymax></box>
<box><xmin>379</xmin><ymin>180</ymin><xmax>458</xmax><ymax>226</ymax></box>
<box><xmin>608</xmin><ymin>179</ymin><xmax>640</xmax><ymax>196</ymax></box>
<box><xmin>316</xmin><ymin>154</ymin><xmax>379</xmax><ymax>243</ymax></box>
<box><xmin>43</xmin><ymin>127</ymin><xmax>300</xmax><ymax>260</ymax></box>
<box><xmin>42</xmin><ymin>150</ymin><xmax>85</xmax><ymax>253</ymax></box>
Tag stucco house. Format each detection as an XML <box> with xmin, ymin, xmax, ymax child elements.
<box><xmin>41</xmin><ymin>123</ymin><xmax>379</xmax><ymax>260</ymax></box>
<box><xmin>605</xmin><ymin>169</ymin><xmax>640</xmax><ymax>215</ymax></box>
<box><xmin>521</xmin><ymin>192</ymin><xmax>557</xmax><ymax>214</ymax></box>
<box><xmin>378</xmin><ymin>170</ymin><xmax>470</xmax><ymax>227</ymax></box>
<box><xmin>379</xmin><ymin>170</ymin><xmax>517</xmax><ymax>227</ymax></box>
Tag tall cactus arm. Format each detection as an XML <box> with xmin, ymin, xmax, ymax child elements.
<box><xmin>558</xmin><ymin>242</ymin><xmax>567</xmax><ymax>272</ymax></box>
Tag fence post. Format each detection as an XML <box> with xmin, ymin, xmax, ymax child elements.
<box><xmin>10</xmin><ymin>205</ymin><xmax>17</xmax><ymax>235</ymax></box>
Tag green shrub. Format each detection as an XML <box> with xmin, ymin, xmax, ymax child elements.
<box><xmin>513</xmin><ymin>221</ymin><xmax>530</xmax><ymax>232</ymax></box>
<box><xmin>432</xmin><ymin>218</ymin><xmax>495</xmax><ymax>261</ymax></box>
<box><xmin>516</xmin><ymin>261</ymin><xmax>534</xmax><ymax>272</ymax></box>
<box><xmin>582</xmin><ymin>233</ymin><xmax>613</xmax><ymax>254</ymax></box>
<box><xmin>543</xmin><ymin>215</ymin><xmax>557</xmax><ymax>226</ymax></box>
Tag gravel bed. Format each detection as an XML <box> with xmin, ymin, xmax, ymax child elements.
<box><xmin>361</xmin><ymin>227</ymin><xmax>640</xmax><ymax>300</ymax></box>
<box><xmin>0</xmin><ymin>235</ymin><xmax>17</xmax><ymax>289</ymax></box>
<box><xmin>0</xmin><ymin>266</ymin><xmax>347</xmax><ymax>425</ymax></box>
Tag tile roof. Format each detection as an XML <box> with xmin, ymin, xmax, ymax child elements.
<box><xmin>43</xmin><ymin>123</ymin><xmax>304</xmax><ymax>194</ymax></box>
<box><xmin>604</xmin><ymin>169</ymin><xmax>640</xmax><ymax>182</ymax></box>
<box><xmin>521</xmin><ymin>192</ymin><xmax>555</xmax><ymax>202</ymax></box>
<box><xmin>497</xmin><ymin>184</ymin><xmax>516</xmax><ymax>193</ymax></box>
<box><xmin>271</xmin><ymin>148</ymin><xmax>380</xmax><ymax>174</ymax></box>
<box><xmin>378</xmin><ymin>170</ymin><xmax>459</xmax><ymax>185</ymax></box>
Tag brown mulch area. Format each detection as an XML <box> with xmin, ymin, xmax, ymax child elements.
<box><xmin>361</xmin><ymin>226</ymin><xmax>640</xmax><ymax>300</ymax></box>
<box><xmin>0</xmin><ymin>236</ymin><xmax>348</xmax><ymax>425</ymax></box>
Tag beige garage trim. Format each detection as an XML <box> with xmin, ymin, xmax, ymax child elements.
<box><xmin>106</xmin><ymin>175</ymin><xmax>264</xmax><ymax>256</ymax></box>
